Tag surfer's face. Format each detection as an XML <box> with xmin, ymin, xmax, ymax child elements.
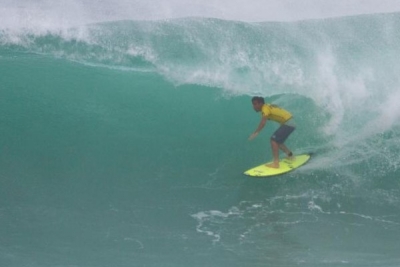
<box><xmin>252</xmin><ymin>101</ymin><xmax>263</xmax><ymax>112</ymax></box>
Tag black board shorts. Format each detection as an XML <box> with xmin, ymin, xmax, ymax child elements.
<box><xmin>271</xmin><ymin>124</ymin><xmax>295</xmax><ymax>144</ymax></box>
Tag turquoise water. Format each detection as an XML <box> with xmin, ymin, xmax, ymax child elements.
<box><xmin>1</xmin><ymin>13</ymin><xmax>400</xmax><ymax>267</ymax></box>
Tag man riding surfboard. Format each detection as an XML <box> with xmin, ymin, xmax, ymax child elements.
<box><xmin>248</xmin><ymin>96</ymin><xmax>295</xmax><ymax>168</ymax></box>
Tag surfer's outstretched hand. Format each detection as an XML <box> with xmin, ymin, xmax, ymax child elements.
<box><xmin>248</xmin><ymin>132</ymin><xmax>258</xmax><ymax>140</ymax></box>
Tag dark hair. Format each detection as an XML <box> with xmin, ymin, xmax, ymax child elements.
<box><xmin>251</xmin><ymin>96</ymin><xmax>264</xmax><ymax>104</ymax></box>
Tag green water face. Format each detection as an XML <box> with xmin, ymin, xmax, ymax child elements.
<box><xmin>1</xmin><ymin>15</ymin><xmax>400</xmax><ymax>266</ymax></box>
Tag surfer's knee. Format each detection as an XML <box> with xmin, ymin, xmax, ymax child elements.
<box><xmin>270</xmin><ymin>138</ymin><xmax>279</xmax><ymax>145</ymax></box>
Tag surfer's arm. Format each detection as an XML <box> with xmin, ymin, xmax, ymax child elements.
<box><xmin>248</xmin><ymin>117</ymin><xmax>268</xmax><ymax>140</ymax></box>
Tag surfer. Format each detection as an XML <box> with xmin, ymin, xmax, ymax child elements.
<box><xmin>248</xmin><ymin>96</ymin><xmax>295</xmax><ymax>168</ymax></box>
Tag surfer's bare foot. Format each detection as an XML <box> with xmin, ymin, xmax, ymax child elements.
<box><xmin>266</xmin><ymin>162</ymin><xmax>279</xmax><ymax>168</ymax></box>
<box><xmin>286</xmin><ymin>152</ymin><xmax>295</xmax><ymax>161</ymax></box>
<box><xmin>286</xmin><ymin>155</ymin><xmax>295</xmax><ymax>161</ymax></box>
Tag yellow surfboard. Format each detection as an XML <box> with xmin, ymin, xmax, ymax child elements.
<box><xmin>244</xmin><ymin>154</ymin><xmax>311</xmax><ymax>177</ymax></box>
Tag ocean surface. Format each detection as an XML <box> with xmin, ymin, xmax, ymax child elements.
<box><xmin>1</xmin><ymin>11</ymin><xmax>400</xmax><ymax>267</ymax></box>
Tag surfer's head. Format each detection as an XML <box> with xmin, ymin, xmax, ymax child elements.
<box><xmin>251</xmin><ymin>96</ymin><xmax>264</xmax><ymax>112</ymax></box>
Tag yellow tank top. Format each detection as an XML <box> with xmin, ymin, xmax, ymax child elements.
<box><xmin>261</xmin><ymin>104</ymin><xmax>292</xmax><ymax>124</ymax></box>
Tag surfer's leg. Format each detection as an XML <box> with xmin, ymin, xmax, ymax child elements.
<box><xmin>279</xmin><ymin>144</ymin><xmax>294</xmax><ymax>160</ymax></box>
<box><xmin>266</xmin><ymin>139</ymin><xmax>280</xmax><ymax>168</ymax></box>
<box><xmin>268</xmin><ymin>125</ymin><xmax>296</xmax><ymax>168</ymax></box>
